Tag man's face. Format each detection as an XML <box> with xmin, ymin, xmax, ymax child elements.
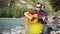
<box><xmin>35</xmin><ymin>4</ymin><xmax>41</xmax><ymax>11</ymax></box>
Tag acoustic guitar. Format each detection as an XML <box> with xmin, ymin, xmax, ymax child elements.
<box><xmin>24</xmin><ymin>14</ymin><xmax>38</xmax><ymax>25</ymax></box>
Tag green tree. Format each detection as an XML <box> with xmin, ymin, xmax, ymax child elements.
<box><xmin>0</xmin><ymin>0</ymin><xmax>8</xmax><ymax>8</ymax></box>
<box><xmin>48</xmin><ymin>0</ymin><xmax>60</xmax><ymax>11</ymax></box>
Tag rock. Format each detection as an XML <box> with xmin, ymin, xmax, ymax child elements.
<box><xmin>57</xmin><ymin>14</ymin><xmax>60</xmax><ymax>18</ymax></box>
<box><xmin>2</xmin><ymin>30</ymin><xmax>10</xmax><ymax>34</ymax></box>
<box><xmin>16</xmin><ymin>3</ymin><xmax>21</xmax><ymax>6</ymax></box>
<box><xmin>26</xmin><ymin>4</ymin><xmax>34</xmax><ymax>9</ymax></box>
<box><xmin>15</xmin><ymin>26</ymin><xmax>23</xmax><ymax>34</ymax></box>
<box><xmin>19</xmin><ymin>0</ymin><xmax>26</xmax><ymax>3</ymax></box>
<box><xmin>10</xmin><ymin>29</ymin><xmax>16</xmax><ymax>34</ymax></box>
<box><xmin>48</xmin><ymin>16</ymin><xmax>54</xmax><ymax>22</ymax></box>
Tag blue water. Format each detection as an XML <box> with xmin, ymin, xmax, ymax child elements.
<box><xmin>0</xmin><ymin>18</ymin><xmax>24</xmax><ymax>32</ymax></box>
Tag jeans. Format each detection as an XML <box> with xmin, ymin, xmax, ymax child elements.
<box><xmin>43</xmin><ymin>24</ymin><xmax>48</xmax><ymax>34</ymax></box>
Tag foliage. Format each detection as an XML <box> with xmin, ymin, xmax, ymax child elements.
<box><xmin>44</xmin><ymin>8</ymin><xmax>53</xmax><ymax>15</ymax></box>
<box><xmin>0</xmin><ymin>0</ymin><xmax>60</xmax><ymax>18</ymax></box>
<box><xmin>48</xmin><ymin>0</ymin><xmax>60</xmax><ymax>11</ymax></box>
<box><xmin>0</xmin><ymin>0</ymin><xmax>8</xmax><ymax>8</ymax></box>
<box><xmin>0</xmin><ymin>7</ymin><xmax>31</xmax><ymax>18</ymax></box>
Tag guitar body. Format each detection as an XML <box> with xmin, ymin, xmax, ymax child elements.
<box><xmin>24</xmin><ymin>14</ymin><xmax>38</xmax><ymax>26</ymax></box>
<box><xmin>28</xmin><ymin>14</ymin><xmax>38</xmax><ymax>23</ymax></box>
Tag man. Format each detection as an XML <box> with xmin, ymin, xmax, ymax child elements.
<box><xmin>24</xmin><ymin>3</ymin><xmax>48</xmax><ymax>34</ymax></box>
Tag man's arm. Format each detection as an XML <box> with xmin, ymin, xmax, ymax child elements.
<box><xmin>24</xmin><ymin>12</ymin><xmax>32</xmax><ymax>20</ymax></box>
<box><xmin>42</xmin><ymin>10</ymin><xmax>48</xmax><ymax>23</ymax></box>
<box><xmin>24</xmin><ymin>11</ymin><xmax>33</xmax><ymax>26</ymax></box>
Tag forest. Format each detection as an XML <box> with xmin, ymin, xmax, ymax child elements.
<box><xmin>0</xmin><ymin>0</ymin><xmax>60</xmax><ymax>18</ymax></box>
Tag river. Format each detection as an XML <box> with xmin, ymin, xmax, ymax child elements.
<box><xmin>0</xmin><ymin>17</ymin><xmax>24</xmax><ymax>32</ymax></box>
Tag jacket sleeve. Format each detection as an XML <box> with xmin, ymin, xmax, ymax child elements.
<box><xmin>45</xmin><ymin>14</ymin><xmax>48</xmax><ymax>21</ymax></box>
<box><xmin>42</xmin><ymin>10</ymin><xmax>48</xmax><ymax>22</ymax></box>
<box><xmin>29</xmin><ymin>10</ymin><xmax>33</xmax><ymax>14</ymax></box>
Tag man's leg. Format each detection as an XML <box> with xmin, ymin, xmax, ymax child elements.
<box><xmin>43</xmin><ymin>24</ymin><xmax>48</xmax><ymax>34</ymax></box>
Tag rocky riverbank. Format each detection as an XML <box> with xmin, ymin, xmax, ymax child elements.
<box><xmin>2</xmin><ymin>15</ymin><xmax>60</xmax><ymax>34</ymax></box>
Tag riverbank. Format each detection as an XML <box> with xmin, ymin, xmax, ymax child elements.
<box><xmin>0</xmin><ymin>15</ymin><xmax>60</xmax><ymax>34</ymax></box>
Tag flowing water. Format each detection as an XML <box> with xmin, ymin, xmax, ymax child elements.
<box><xmin>0</xmin><ymin>18</ymin><xmax>24</xmax><ymax>33</ymax></box>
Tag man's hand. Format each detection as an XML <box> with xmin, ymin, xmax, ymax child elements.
<box><xmin>28</xmin><ymin>17</ymin><xmax>33</xmax><ymax>21</ymax></box>
<box><xmin>42</xmin><ymin>16</ymin><xmax>45</xmax><ymax>21</ymax></box>
<box><xmin>42</xmin><ymin>16</ymin><xmax>48</xmax><ymax>23</ymax></box>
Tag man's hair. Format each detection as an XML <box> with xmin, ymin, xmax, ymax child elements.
<box><xmin>35</xmin><ymin>3</ymin><xmax>42</xmax><ymax>8</ymax></box>
<box><xmin>37</xmin><ymin>3</ymin><xmax>41</xmax><ymax>4</ymax></box>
